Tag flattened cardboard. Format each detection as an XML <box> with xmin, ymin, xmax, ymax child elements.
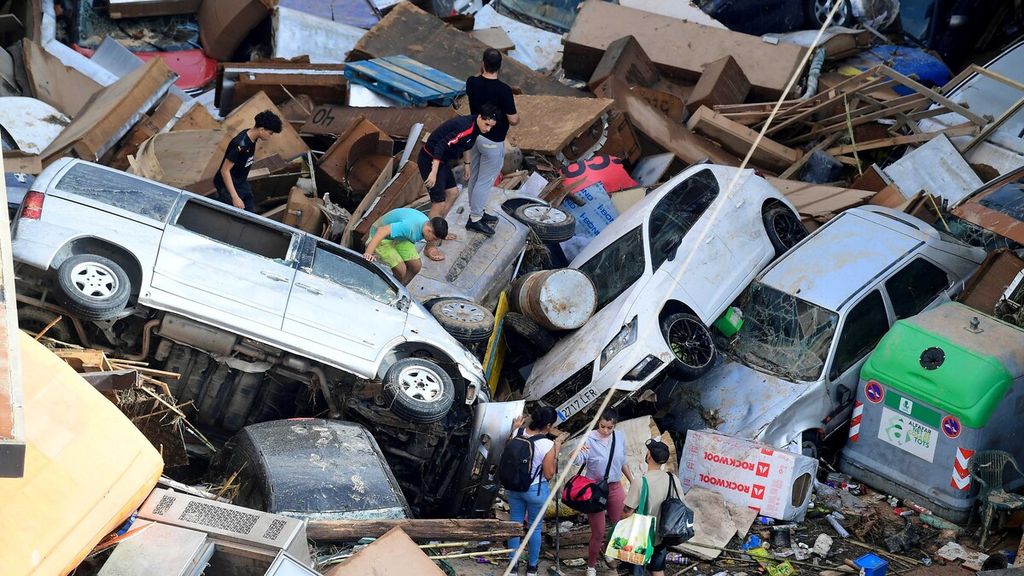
<box><xmin>564</xmin><ymin>0</ymin><xmax>805</xmax><ymax>98</ymax></box>
<box><xmin>128</xmin><ymin>129</ymin><xmax>226</xmax><ymax>188</ymax></box>
<box><xmin>350</xmin><ymin>2</ymin><xmax>578</xmax><ymax>97</ymax></box>
<box><xmin>323</xmin><ymin>527</ymin><xmax>445</xmax><ymax>576</ymax></box>
<box><xmin>21</xmin><ymin>39</ymin><xmax>102</xmax><ymax>118</ymax></box>
<box><xmin>41</xmin><ymin>58</ymin><xmax>176</xmax><ymax>164</ymax></box>
<box><xmin>198</xmin><ymin>0</ymin><xmax>276</xmax><ymax>62</ymax></box>
<box><xmin>315</xmin><ymin>117</ymin><xmax>393</xmax><ymax>209</ymax></box>
<box><xmin>221</xmin><ymin>91</ymin><xmax>309</xmax><ymax>163</ymax></box>
<box><xmin>461</xmin><ymin>95</ymin><xmax>612</xmax><ymax>155</ymax></box>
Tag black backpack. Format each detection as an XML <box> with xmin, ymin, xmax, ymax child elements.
<box><xmin>658</xmin><ymin>474</ymin><xmax>695</xmax><ymax>546</ymax></box>
<box><xmin>498</xmin><ymin>428</ymin><xmax>545</xmax><ymax>492</ymax></box>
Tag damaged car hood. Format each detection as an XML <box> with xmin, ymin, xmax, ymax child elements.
<box><xmin>668</xmin><ymin>360</ymin><xmax>813</xmax><ymax>441</ymax></box>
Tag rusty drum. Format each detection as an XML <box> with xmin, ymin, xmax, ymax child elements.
<box><xmin>508</xmin><ymin>269</ymin><xmax>596</xmax><ymax>331</ymax></box>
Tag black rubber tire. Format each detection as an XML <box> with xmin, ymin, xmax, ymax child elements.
<box><xmin>17</xmin><ymin>306</ymin><xmax>74</xmax><ymax>342</ymax></box>
<box><xmin>55</xmin><ymin>254</ymin><xmax>131</xmax><ymax>321</ymax></box>
<box><xmin>763</xmin><ymin>205</ymin><xmax>808</xmax><ymax>258</ymax></box>
<box><xmin>430</xmin><ymin>298</ymin><xmax>494</xmax><ymax>343</ymax></box>
<box><xmin>502</xmin><ymin>312</ymin><xmax>555</xmax><ymax>360</ymax></box>
<box><xmin>382</xmin><ymin>357</ymin><xmax>456</xmax><ymax>424</ymax></box>
<box><xmin>661</xmin><ymin>312</ymin><xmax>716</xmax><ymax>381</ymax></box>
<box><xmin>513</xmin><ymin>204</ymin><xmax>576</xmax><ymax>243</ymax></box>
<box><xmin>804</xmin><ymin>0</ymin><xmax>852</xmax><ymax>27</ymax></box>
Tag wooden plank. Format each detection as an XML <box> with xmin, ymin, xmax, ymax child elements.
<box><xmin>686</xmin><ymin>106</ymin><xmax>799</xmax><ymax>171</ymax></box>
<box><xmin>302</xmin><ymin>104</ymin><xmax>456</xmax><ymax>138</ymax></box>
<box><xmin>466</xmin><ymin>95</ymin><xmax>613</xmax><ymax>155</ymax></box>
<box><xmin>779</xmin><ymin>133</ymin><xmax>841</xmax><ymax>179</ymax></box>
<box><xmin>963</xmin><ymin>94</ymin><xmax>1024</xmax><ymax>153</ymax></box>
<box><xmin>768</xmin><ymin>177</ymin><xmax>876</xmax><ymax>225</ymax></box>
<box><xmin>230</xmin><ymin>73</ymin><xmax>347</xmax><ymax>112</ymax></box>
<box><xmin>788</xmin><ymin>94</ymin><xmax>931</xmax><ymax>144</ymax></box>
<box><xmin>351</xmin><ymin>2</ymin><xmax>579</xmax><ymax>97</ymax></box>
<box><xmin>878</xmin><ymin>65</ymin><xmax>989</xmax><ymax>126</ymax></box>
<box><xmin>307</xmin><ymin>519</ymin><xmax>523</xmax><ymax>542</ymax></box>
<box><xmin>824</xmin><ymin>124</ymin><xmax>979</xmax><ymax>156</ymax></box>
<box><xmin>563</xmin><ymin>0</ymin><xmax>806</xmax><ymax>98</ymax></box>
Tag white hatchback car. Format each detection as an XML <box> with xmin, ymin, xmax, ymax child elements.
<box><xmin>524</xmin><ymin>164</ymin><xmax>805</xmax><ymax>427</ymax></box>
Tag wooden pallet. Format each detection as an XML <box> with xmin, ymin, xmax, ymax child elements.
<box><xmin>344</xmin><ymin>55</ymin><xmax>465</xmax><ymax>107</ymax></box>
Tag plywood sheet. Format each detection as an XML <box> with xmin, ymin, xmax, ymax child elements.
<box><xmin>563</xmin><ymin>0</ymin><xmax>805</xmax><ymax>98</ymax></box>
<box><xmin>221</xmin><ymin>91</ymin><xmax>310</xmax><ymax>162</ymax></box>
<box><xmin>351</xmin><ymin>2</ymin><xmax>579</xmax><ymax>97</ymax></box>
<box><xmin>323</xmin><ymin>527</ymin><xmax>445</xmax><ymax>576</ymax></box>
<box><xmin>768</xmin><ymin>177</ymin><xmax>875</xmax><ymax>225</ymax></box>
<box><xmin>21</xmin><ymin>39</ymin><xmax>102</xmax><ymax>118</ymax></box>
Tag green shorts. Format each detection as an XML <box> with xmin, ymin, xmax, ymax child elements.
<box><xmin>375</xmin><ymin>238</ymin><xmax>420</xmax><ymax>268</ymax></box>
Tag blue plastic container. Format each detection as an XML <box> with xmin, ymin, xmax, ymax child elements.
<box><xmin>854</xmin><ymin>553</ymin><xmax>889</xmax><ymax>576</ymax></box>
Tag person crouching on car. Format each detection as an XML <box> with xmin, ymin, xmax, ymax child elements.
<box><xmin>362</xmin><ymin>207</ymin><xmax>448</xmax><ymax>285</ymax></box>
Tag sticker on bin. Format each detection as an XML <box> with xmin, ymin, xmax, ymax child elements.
<box><xmin>865</xmin><ymin>381</ymin><xmax>884</xmax><ymax>404</ymax></box>
<box><xmin>941</xmin><ymin>415</ymin><xmax>962</xmax><ymax>439</ymax></box>
<box><xmin>680</xmin><ymin>430</ymin><xmax>817</xmax><ymax>521</ymax></box>
<box><xmin>849</xmin><ymin>401</ymin><xmax>863</xmax><ymax>442</ymax></box>
<box><xmin>877</xmin><ymin>407</ymin><xmax>937</xmax><ymax>463</ymax></box>
<box><xmin>951</xmin><ymin>447</ymin><xmax>974</xmax><ymax>491</ymax></box>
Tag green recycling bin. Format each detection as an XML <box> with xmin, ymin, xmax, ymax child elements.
<box><xmin>839</xmin><ymin>302</ymin><xmax>1024</xmax><ymax>522</ymax></box>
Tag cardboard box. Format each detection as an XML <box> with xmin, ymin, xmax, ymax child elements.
<box><xmin>109</xmin><ymin>0</ymin><xmax>202</xmax><ymax>19</ymax></box>
<box><xmin>198</xmin><ymin>0</ymin><xmax>276</xmax><ymax>61</ymax></box>
<box><xmin>679</xmin><ymin>430</ymin><xmax>817</xmax><ymax>521</ymax></box>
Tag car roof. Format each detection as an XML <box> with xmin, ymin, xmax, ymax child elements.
<box><xmin>759</xmin><ymin>208</ymin><xmax>925</xmax><ymax>311</ymax></box>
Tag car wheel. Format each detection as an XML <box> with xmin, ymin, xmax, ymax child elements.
<box><xmin>17</xmin><ymin>306</ymin><xmax>74</xmax><ymax>342</ymax></box>
<box><xmin>55</xmin><ymin>254</ymin><xmax>131</xmax><ymax>321</ymax></box>
<box><xmin>430</xmin><ymin>298</ymin><xmax>494</xmax><ymax>343</ymax></box>
<box><xmin>382</xmin><ymin>357</ymin><xmax>456</xmax><ymax>424</ymax></box>
<box><xmin>661</xmin><ymin>312</ymin><xmax>716</xmax><ymax>380</ymax></box>
<box><xmin>502</xmin><ymin>312</ymin><xmax>555</xmax><ymax>360</ymax></box>
<box><xmin>763</xmin><ymin>205</ymin><xmax>808</xmax><ymax>257</ymax></box>
<box><xmin>513</xmin><ymin>204</ymin><xmax>576</xmax><ymax>243</ymax></box>
<box><xmin>804</xmin><ymin>0</ymin><xmax>852</xmax><ymax>27</ymax></box>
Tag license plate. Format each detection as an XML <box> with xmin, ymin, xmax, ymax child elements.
<box><xmin>557</xmin><ymin>385</ymin><xmax>600</xmax><ymax>423</ymax></box>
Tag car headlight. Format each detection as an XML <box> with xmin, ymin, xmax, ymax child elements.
<box><xmin>600</xmin><ymin>316</ymin><xmax>638</xmax><ymax>370</ymax></box>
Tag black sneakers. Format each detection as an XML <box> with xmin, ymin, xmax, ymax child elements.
<box><xmin>481</xmin><ymin>211</ymin><xmax>498</xmax><ymax>224</ymax></box>
<box><xmin>466</xmin><ymin>218</ymin><xmax>495</xmax><ymax>236</ymax></box>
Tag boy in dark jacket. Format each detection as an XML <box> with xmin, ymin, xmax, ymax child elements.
<box><xmin>417</xmin><ymin>103</ymin><xmax>499</xmax><ymax>261</ymax></box>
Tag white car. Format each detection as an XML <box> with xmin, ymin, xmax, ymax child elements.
<box><xmin>523</xmin><ymin>164</ymin><xmax>805</xmax><ymax>427</ymax></box>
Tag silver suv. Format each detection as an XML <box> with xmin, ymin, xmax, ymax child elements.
<box><xmin>11</xmin><ymin>158</ymin><xmax>485</xmax><ymax>426</ymax></box>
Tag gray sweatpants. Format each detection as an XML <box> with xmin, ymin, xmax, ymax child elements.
<box><xmin>466</xmin><ymin>134</ymin><xmax>505</xmax><ymax>219</ymax></box>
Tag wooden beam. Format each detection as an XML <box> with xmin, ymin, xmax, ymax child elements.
<box><xmin>962</xmin><ymin>94</ymin><xmax>1024</xmax><ymax>153</ymax></box>
<box><xmin>687</xmin><ymin>105</ymin><xmax>800</xmax><ymax>171</ymax></box>
<box><xmin>824</xmin><ymin>124</ymin><xmax>979</xmax><ymax>156</ymax></box>
<box><xmin>306</xmin><ymin>519</ymin><xmax>523</xmax><ymax>542</ymax></box>
<box><xmin>877</xmin><ymin>65</ymin><xmax>989</xmax><ymax>126</ymax></box>
<box><xmin>789</xmin><ymin>95</ymin><xmax>932</xmax><ymax>144</ymax></box>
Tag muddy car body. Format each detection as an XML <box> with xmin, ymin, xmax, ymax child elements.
<box><xmin>10</xmin><ymin>158</ymin><xmax>490</xmax><ymax>514</ymax></box>
<box><xmin>523</xmin><ymin>165</ymin><xmax>805</xmax><ymax>428</ymax></box>
<box><xmin>666</xmin><ymin>206</ymin><xmax>986</xmax><ymax>454</ymax></box>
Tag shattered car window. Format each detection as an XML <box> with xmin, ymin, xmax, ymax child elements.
<box><xmin>55</xmin><ymin>162</ymin><xmax>179</xmax><ymax>222</ymax></box>
<box><xmin>648</xmin><ymin>169</ymin><xmax>719</xmax><ymax>271</ymax></box>
<box><xmin>732</xmin><ymin>283</ymin><xmax>838</xmax><ymax>382</ymax></box>
<box><xmin>979</xmin><ymin>177</ymin><xmax>1024</xmax><ymax>221</ymax></box>
<box><xmin>312</xmin><ymin>246</ymin><xmax>399</xmax><ymax>305</ymax></box>
<box><xmin>578</xmin><ymin>227</ymin><xmax>645</xmax><ymax>312</ymax></box>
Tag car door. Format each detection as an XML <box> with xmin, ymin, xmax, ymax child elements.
<box><xmin>151</xmin><ymin>197</ymin><xmax>299</xmax><ymax>330</ymax></box>
<box><xmin>283</xmin><ymin>239</ymin><xmax>407</xmax><ymax>365</ymax></box>
<box><xmin>824</xmin><ymin>289</ymin><xmax>892</xmax><ymax>430</ymax></box>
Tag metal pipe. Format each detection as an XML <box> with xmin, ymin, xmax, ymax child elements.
<box><xmin>121</xmin><ymin>319</ymin><xmax>161</xmax><ymax>362</ymax></box>
<box><xmin>278</xmin><ymin>358</ymin><xmax>341</xmax><ymax>418</ymax></box>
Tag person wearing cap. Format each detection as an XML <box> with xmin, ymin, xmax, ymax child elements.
<box><xmin>621</xmin><ymin>438</ymin><xmax>684</xmax><ymax>576</ymax></box>
<box><xmin>416</xmin><ymin>104</ymin><xmax>500</xmax><ymax>261</ymax></box>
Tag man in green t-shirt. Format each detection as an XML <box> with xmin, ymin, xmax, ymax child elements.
<box><xmin>363</xmin><ymin>208</ymin><xmax>448</xmax><ymax>285</ymax></box>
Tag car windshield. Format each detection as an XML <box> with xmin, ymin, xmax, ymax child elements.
<box><xmin>731</xmin><ymin>282</ymin><xmax>839</xmax><ymax>382</ymax></box>
<box><xmin>577</xmin><ymin>226</ymin><xmax>645</xmax><ymax>312</ymax></box>
<box><xmin>979</xmin><ymin>176</ymin><xmax>1024</xmax><ymax>221</ymax></box>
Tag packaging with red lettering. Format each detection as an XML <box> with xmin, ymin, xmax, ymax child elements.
<box><xmin>679</xmin><ymin>430</ymin><xmax>818</xmax><ymax>521</ymax></box>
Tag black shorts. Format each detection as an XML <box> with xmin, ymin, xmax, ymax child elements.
<box><xmin>417</xmin><ymin>150</ymin><xmax>455</xmax><ymax>203</ymax></box>
<box><xmin>214</xmin><ymin>181</ymin><xmax>255</xmax><ymax>212</ymax></box>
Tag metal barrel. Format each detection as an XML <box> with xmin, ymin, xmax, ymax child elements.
<box><xmin>508</xmin><ymin>269</ymin><xmax>597</xmax><ymax>331</ymax></box>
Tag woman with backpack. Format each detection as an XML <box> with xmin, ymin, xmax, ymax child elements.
<box><xmin>621</xmin><ymin>439</ymin><xmax>686</xmax><ymax>576</ymax></box>
<box><xmin>575</xmin><ymin>408</ymin><xmax>634</xmax><ymax>576</ymax></box>
<box><xmin>504</xmin><ymin>405</ymin><xmax>562</xmax><ymax>576</ymax></box>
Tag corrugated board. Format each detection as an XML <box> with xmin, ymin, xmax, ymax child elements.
<box><xmin>563</xmin><ymin>0</ymin><xmax>805</xmax><ymax>98</ymax></box>
<box><xmin>41</xmin><ymin>58</ymin><xmax>176</xmax><ymax>164</ymax></box>
<box><xmin>221</xmin><ymin>91</ymin><xmax>310</xmax><ymax>162</ymax></box>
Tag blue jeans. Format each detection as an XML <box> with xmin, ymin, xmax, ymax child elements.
<box><xmin>507</xmin><ymin>482</ymin><xmax>550</xmax><ymax>567</ymax></box>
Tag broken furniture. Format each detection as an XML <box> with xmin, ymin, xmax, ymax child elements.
<box><xmin>216</xmin><ymin>61</ymin><xmax>348</xmax><ymax>117</ymax></box>
<box><xmin>343</xmin><ymin>55</ymin><xmax>465</xmax><ymax>107</ymax></box>
<box><xmin>969</xmin><ymin>450</ymin><xmax>1024</xmax><ymax>547</ymax></box>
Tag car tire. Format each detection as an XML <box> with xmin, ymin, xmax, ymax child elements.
<box><xmin>661</xmin><ymin>312</ymin><xmax>716</xmax><ymax>381</ymax></box>
<box><xmin>55</xmin><ymin>254</ymin><xmax>131</xmax><ymax>321</ymax></box>
<box><xmin>502</xmin><ymin>312</ymin><xmax>555</xmax><ymax>360</ymax></box>
<box><xmin>17</xmin><ymin>306</ymin><xmax>74</xmax><ymax>342</ymax></box>
<box><xmin>763</xmin><ymin>205</ymin><xmax>808</xmax><ymax>257</ymax></box>
<box><xmin>382</xmin><ymin>357</ymin><xmax>456</xmax><ymax>424</ymax></box>
<box><xmin>804</xmin><ymin>0</ymin><xmax>852</xmax><ymax>27</ymax></box>
<box><xmin>430</xmin><ymin>298</ymin><xmax>494</xmax><ymax>343</ymax></box>
<box><xmin>513</xmin><ymin>204</ymin><xmax>576</xmax><ymax>243</ymax></box>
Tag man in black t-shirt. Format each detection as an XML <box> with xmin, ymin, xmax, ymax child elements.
<box><xmin>214</xmin><ymin>110</ymin><xmax>282</xmax><ymax>212</ymax></box>
<box><xmin>463</xmin><ymin>48</ymin><xmax>519</xmax><ymax>236</ymax></box>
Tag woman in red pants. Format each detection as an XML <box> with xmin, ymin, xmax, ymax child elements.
<box><xmin>575</xmin><ymin>408</ymin><xmax>634</xmax><ymax>576</ymax></box>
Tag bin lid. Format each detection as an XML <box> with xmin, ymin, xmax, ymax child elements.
<box><xmin>861</xmin><ymin>302</ymin><xmax>1023</xmax><ymax>428</ymax></box>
